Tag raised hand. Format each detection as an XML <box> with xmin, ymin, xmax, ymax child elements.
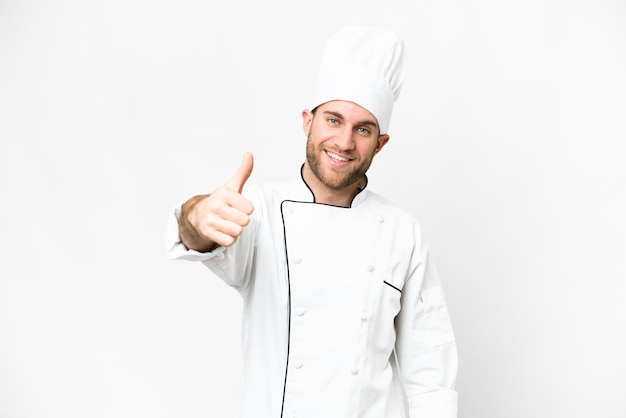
<box><xmin>179</xmin><ymin>153</ymin><xmax>255</xmax><ymax>252</ymax></box>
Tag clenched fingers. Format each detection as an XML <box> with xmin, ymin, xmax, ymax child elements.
<box><xmin>189</xmin><ymin>188</ymin><xmax>254</xmax><ymax>247</ymax></box>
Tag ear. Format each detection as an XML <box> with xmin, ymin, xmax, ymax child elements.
<box><xmin>374</xmin><ymin>134</ymin><xmax>390</xmax><ymax>155</ymax></box>
<box><xmin>302</xmin><ymin>109</ymin><xmax>314</xmax><ymax>136</ymax></box>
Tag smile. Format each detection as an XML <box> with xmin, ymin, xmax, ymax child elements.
<box><xmin>325</xmin><ymin>150</ymin><xmax>350</xmax><ymax>163</ymax></box>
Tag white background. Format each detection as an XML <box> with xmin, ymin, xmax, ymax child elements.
<box><xmin>1</xmin><ymin>0</ymin><xmax>625</xmax><ymax>417</ymax></box>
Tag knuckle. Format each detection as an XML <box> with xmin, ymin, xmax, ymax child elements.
<box><xmin>198</xmin><ymin>225</ymin><xmax>216</xmax><ymax>241</ymax></box>
<box><xmin>232</xmin><ymin>224</ymin><xmax>244</xmax><ymax>236</ymax></box>
<box><xmin>222</xmin><ymin>236</ymin><xmax>237</xmax><ymax>247</ymax></box>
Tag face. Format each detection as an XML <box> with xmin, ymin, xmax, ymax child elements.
<box><xmin>303</xmin><ymin>100</ymin><xmax>389</xmax><ymax>191</ymax></box>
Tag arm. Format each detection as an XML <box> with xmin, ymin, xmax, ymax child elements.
<box><xmin>164</xmin><ymin>153</ymin><xmax>258</xmax><ymax>290</ymax></box>
<box><xmin>395</xmin><ymin>225</ymin><xmax>458</xmax><ymax>418</ymax></box>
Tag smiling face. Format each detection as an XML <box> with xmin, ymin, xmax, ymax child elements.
<box><xmin>302</xmin><ymin>100</ymin><xmax>389</xmax><ymax>204</ymax></box>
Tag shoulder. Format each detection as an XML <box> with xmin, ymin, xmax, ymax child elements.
<box><xmin>241</xmin><ymin>179</ymin><xmax>309</xmax><ymax>219</ymax></box>
<box><xmin>362</xmin><ymin>189</ymin><xmax>430</xmax><ymax>245</ymax></box>
<box><xmin>244</xmin><ymin>177</ymin><xmax>314</xmax><ymax>204</ymax></box>
<box><xmin>363</xmin><ymin>190</ymin><xmax>418</xmax><ymax>224</ymax></box>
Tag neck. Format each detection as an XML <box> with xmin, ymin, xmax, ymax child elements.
<box><xmin>301</xmin><ymin>163</ymin><xmax>365</xmax><ymax>207</ymax></box>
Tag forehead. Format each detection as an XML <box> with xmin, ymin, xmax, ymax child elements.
<box><xmin>316</xmin><ymin>100</ymin><xmax>379</xmax><ymax>126</ymax></box>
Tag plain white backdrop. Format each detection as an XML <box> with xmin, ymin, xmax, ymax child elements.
<box><xmin>1</xmin><ymin>0</ymin><xmax>625</xmax><ymax>417</ymax></box>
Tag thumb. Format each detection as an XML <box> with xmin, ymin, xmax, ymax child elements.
<box><xmin>226</xmin><ymin>152</ymin><xmax>254</xmax><ymax>193</ymax></box>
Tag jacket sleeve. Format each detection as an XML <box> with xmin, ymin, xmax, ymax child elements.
<box><xmin>394</xmin><ymin>222</ymin><xmax>458</xmax><ymax>418</ymax></box>
<box><xmin>163</xmin><ymin>186</ymin><xmax>261</xmax><ymax>290</ymax></box>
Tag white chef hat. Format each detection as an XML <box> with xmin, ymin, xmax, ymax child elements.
<box><xmin>309</xmin><ymin>25</ymin><xmax>407</xmax><ymax>135</ymax></box>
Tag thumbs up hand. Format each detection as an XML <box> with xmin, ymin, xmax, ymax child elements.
<box><xmin>179</xmin><ymin>153</ymin><xmax>255</xmax><ymax>252</ymax></box>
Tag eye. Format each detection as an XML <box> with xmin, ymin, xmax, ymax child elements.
<box><xmin>328</xmin><ymin>118</ymin><xmax>339</xmax><ymax>125</ymax></box>
<box><xmin>357</xmin><ymin>127</ymin><xmax>371</xmax><ymax>135</ymax></box>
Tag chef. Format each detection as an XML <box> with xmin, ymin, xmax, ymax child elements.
<box><xmin>165</xmin><ymin>26</ymin><xmax>458</xmax><ymax>418</ymax></box>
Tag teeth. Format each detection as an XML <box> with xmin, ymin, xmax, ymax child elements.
<box><xmin>327</xmin><ymin>151</ymin><xmax>349</xmax><ymax>162</ymax></box>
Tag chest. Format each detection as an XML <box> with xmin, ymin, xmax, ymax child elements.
<box><xmin>279</xmin><ymin>201</ymin><xmax>410</xmax><ymax>323</ymax></box>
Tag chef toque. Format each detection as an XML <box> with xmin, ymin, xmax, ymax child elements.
<box><xmin>309</xmin><ymin>25</ymin><xmax>407</xmax><ymax>135</ymax></box>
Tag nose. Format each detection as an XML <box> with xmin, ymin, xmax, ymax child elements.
<box><xmin>334</xmin><ymin>126</ymin><xmax>355</xmax><ymax>151</ymax></box>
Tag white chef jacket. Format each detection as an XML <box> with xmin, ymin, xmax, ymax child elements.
<box><xmin>165</xmin><ymin>170</ymin><xmax>458</xmax><ymax>418</ymax></box>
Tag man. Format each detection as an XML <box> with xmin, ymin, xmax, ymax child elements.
<box><xmin>165</xmin><ymin>26</ymin><xmax>458</xmax><ymax>418</ymax></box>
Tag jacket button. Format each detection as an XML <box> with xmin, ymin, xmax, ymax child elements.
<box><xmin>295</xmin><ymin>307</ymin><xmax>306</xmax><ymax>316</ymax></box>
<box><xmin>377</xmin><ymin>215</ymin><xmax>384</xmax><ymax>223</ymax></box>
<box><xmin>294</xmin><ymin>361</ymin><xmax>303</xmax><ymax>369</ymax></box>
<box><xmin>366</xmin><ymin>265</ymin><xmax>375</xmax><ymax>272</ymax></box>
<box><xmin>351</xmin><ymin>367</ymin><xmax>359</xmax><ymax>375</ymax></box>
<box><xmin>292</xmin><ymin>257</ymin><xmax>303</xmax><ymax>264</ymax></box>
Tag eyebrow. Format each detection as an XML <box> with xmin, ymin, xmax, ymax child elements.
<box><xmin>322</xmin><ymin>110</ymin><xmax>378</xmax><ymax>128</ymax></box>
